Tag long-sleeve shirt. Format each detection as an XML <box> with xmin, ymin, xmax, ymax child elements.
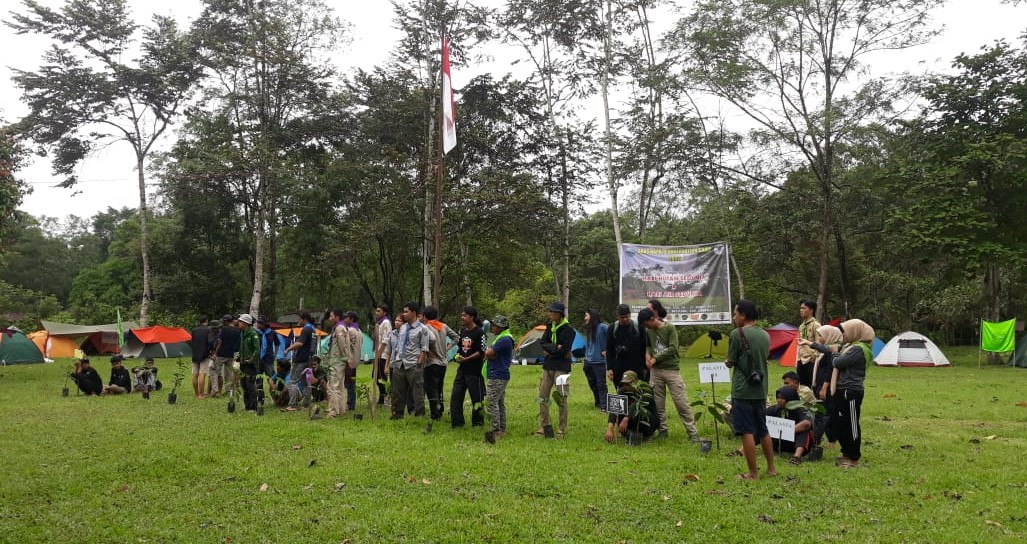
<box><xmin>585</xmin><ymin>323</ymin><xmax>608</xmax><ymax>364</ymax></box>
<box><xmin>811</xmin><ymin>342</ymin><xmax>869</xmax><ymax>392</ymax></box>
<box><xmin>645</xmin><ymin>322</ymin><xmax>680</xmax><ymax>371</ymax></box>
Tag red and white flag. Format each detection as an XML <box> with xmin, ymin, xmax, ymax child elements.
<box><xmin>441</xmin><ymin>36</ymin><xmax>457</xmax><ymax>155</ymax></box>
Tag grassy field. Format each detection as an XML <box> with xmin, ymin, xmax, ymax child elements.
<box><xmin>2</xmin><ymin>348</ymin><xmax>1026</xmax><ymax>543</ymax></box>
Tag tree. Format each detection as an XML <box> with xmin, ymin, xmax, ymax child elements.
<box><xmin>0</xmin><ymin>125</ymin><xmax>27</xmax><ymax>256</ymax></box>
<box><xmin>8</xmin><ymin>0</ymin><xmax>201</xmax><ymax>326</ymax></box>
<box><xmin>670</xmin><ymin>0</ymin><xmax>944</xmax><ymax>321</ymax></box>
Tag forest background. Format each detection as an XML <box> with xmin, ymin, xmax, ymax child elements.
<box><xmin>1</xmin><ymin>0</ymin><xmax>1026</xmax><ymax>350</ymax></box>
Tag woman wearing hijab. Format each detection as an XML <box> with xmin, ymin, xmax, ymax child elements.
<box><xmin>811</xmin><ymin>325</ymin><xmax>843</xmax><ymax>447</ymax></box>
<box><xmin>800</xmin><ymin>319</ymin><xmax>874</xmax><ymax>468</ymax></box>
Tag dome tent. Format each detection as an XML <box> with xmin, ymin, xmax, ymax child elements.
<box><xmin>875</xmin><ymin>332</ymin><xmax>950</xmax><ymax>367</ymax></box>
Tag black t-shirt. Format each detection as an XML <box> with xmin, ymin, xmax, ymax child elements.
<box><xmin>456</xmin><ymin>326</ymin><xmax>486</xmax><ymax>374</ymax></box>
<box><xmin>191</xmin><ymin>325</ymin><xmax>212</xmax><ymax>362</ymax></box>
<box><xmin>74</xmin><ymin>367</ymin><xmax>103</xmax><ymax>395</ymax></box>
<box><xmin>109</xmin><ymin>367</ymin><xmax>131</xmax><ymax>389</ymax></box>
<box><xmin>217</xmin><ymin>326</ymin><xmax>241</xmax><ymax>357</ymax></box>
<box><xmin>606</xmin><ymin>320</ymin><xmax>647</xmax><ymax>383</ymax></box>
<box><xmin>294</xmin><ymin>325</ymin><xmax>315</xmax><ymax>364</ymax></box>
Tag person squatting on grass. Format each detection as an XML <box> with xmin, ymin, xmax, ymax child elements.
<box><xmin>484</xmin><ymin>315</ymin><xmax>514</xmax><ymax>444</ymax></box>
<box><xmin>766</xmin><ymin>386</ymin><xmax>814</xmax><ymax>465</ymax></box>
<box><xmin>235</xmin><ymin>314</ymin><xmax>262</xmax><ymax>411</ymax></box>
<box><xmin>422</xmin><ymin>305</ymin><xmax>459</xmax><ymax>423</ymax></box>
<box><xmin>103</xmin><ymin>355</ymin><xmax>131</xmax><ymax>395</ymax></box>
<box><xmin>638</xmin><ymin>307</ymin><xmax>700</xmax><ymax>442</ymax></box>
<box><xmin>390</xmin><ymin>302</ymin><xmax>430</xmax><ymax>419</ymax></box>
<box><xmin>451</xmin><ymin>306</ymin><xmax>487</xmax><ymax>428</ymax></box>
<box><xmin>801</xmin><ymin>319</ymin><xmax>873</xmax><ymax>468</ymax></box>
<box><xmin>725</xmin><ymin>299</ymin><xmax>777</xmax><ymax>480</ymax></box>
<box><xmin>70</xmin><ymin>357</ymin><xmax>103</xmax><ymax>395</ymax></box>
<box><xmin>604</xmin><ymin>370</ymin><xmax>659</xmax><ymax>445</ymax></box>
<box><xmin>537</xmin><ymin>301</ymin><xmax>575</xmax><ymax>439</ymax></box>
<box><xmin>582</xmin><ymin>309</ymin><xmax>609</xmax><ymax>410</ymax></box>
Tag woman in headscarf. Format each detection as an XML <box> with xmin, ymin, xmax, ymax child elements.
<box><xmin>810</xmin><ymin>324</ymin><xmax>843</xmax><ymax>448</ymax></box>
<box><xmin>799</xmin><ymin>319</ymin><xmax>874</xmax><ymax>468</ymax></box>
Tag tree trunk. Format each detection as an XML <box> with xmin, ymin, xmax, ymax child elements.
<box><xmin>984</xmin><ymin>262</ymin><xmax>1003</xmax><ymax>364</ymax></box>
<box><xmin>248</xmin><ymin>174</ymin><xmax>267</xmax><ymax>316</ymax></box>
<box><xmin>815</xmin><ymin>186</ymin><xmax>833</xmax><ymax>324</ymax></box>
<box><xmin>601</xmin><ymin>0</ymin><xmax>623</xmax><ymax>248</ymax></box>
<box><xmin>730</xmin><ymin>251</ymin><xmax>745</xmax><ymax>300</ymax></box>
<box><xmin>136</xmin><ymin>154</ymin><xmax>151</xmax><ymax>327</ymax></box>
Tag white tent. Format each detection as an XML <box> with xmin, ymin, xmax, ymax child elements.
<box><xmin>874</xmin><ymin>331</ymin><xmax>950</xmax><ymax>367</ymax></box>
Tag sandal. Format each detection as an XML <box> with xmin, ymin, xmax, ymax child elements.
<box><xmin>725</xmin><ymin>450</ymin><xmax>744</xmax><ymax>457</ymax></box>
<box><xmin>789</xmin><ymin>456</ymin><xmax>802</xmax><ymax>466</ymax></box>
<box><xmin>736</xmin><ymin>473</ymin><xmax>758</xmax><ymax>480</ymax></box>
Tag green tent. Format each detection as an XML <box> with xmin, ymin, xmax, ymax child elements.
<box><xmin>0</xmin><ymin>328</ymin><xmax>46</xmax><ymax>364</ymax></box>
<box><xmin>1007</xmin><ymin>335</ymin><xmax>1027</xmax><ymax>368</ymax></box>
<box><xmin>684</xmin><ymin>331</ymin><xmax>728</xmax><ymax>359</ymax></box>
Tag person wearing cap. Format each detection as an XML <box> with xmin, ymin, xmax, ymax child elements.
<box><xmin>451</xmin><ymin>306</ymin><xmax>487</xmax><ymax>428</ymax></box>
<box><xmin>638</xmin><ymin>307</ymin><xmax>701</xmax><ymax>443</ymax></box>
<box><xmin>342</xmin><ymin>311</ymin><xmax>363</xmax><ymax>411</ymax></box>
<box><xmin>325</xmin><ymin>309</ymin><xmax>353</xmax><ymax>418</ymax></box>
<box><xmin>236</xmin><ymin>313</ymin><xmax>262</xmax><ymax>411</ymax></box>
<box><xmin>190</xmin><ymin>316</ymin><xmax>214</xmax><ymax>398</ymax></box>
<box><xmin>484</xmin><ymin>315</ymin><xmax>514</xmax><ymax>443</ymax></box>
<box><xmin>537</xmin><ymin>301</ymin><xmax>575</xmax><ymax>438</ymax></box>
<box><xmin>421</xmin><ymin>305</ymin><xmax>459</xmax><ymax>424</ymax></box>
<box><xmin>604</xmin><ymin>304</ymin><xmax>647</xmax><ymax>388</ymax></box>
<box><xmin>211</xmin><ymin>314</ymin><xmax>241</xmax><ymax>398</ymax></box>
<box><xmin>70</xmin><ymin>357</ymin><xmax>103</xmax><ymax>395</ymax></box>
<box><xmin>103</xmin><ymin>355</ymin><xmax>131</xmax><ymax>395</ymax></box>
<box><xmin>604</xmin><ymin>370</ymin><xmax>658</xmax><ymax>444</ymax></box>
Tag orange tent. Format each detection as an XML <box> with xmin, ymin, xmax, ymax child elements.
<box><xmin>778</xmin><ymin>338</ymin><xmax>798</xmax><ymax>367</ymax></box>
<box><xmin>28</xmin><ymin>330</ymin><xmax>80</xmax><ymax>358</ymax></box>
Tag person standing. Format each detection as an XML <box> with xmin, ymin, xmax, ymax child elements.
<box><xmin>103</xmin><ymin>355</ymin><xmax>131</xmax><ymax>395</ymax></box>
<box><xmin>797</xmin><ymin>300</ymin><xmax>821</xmax><ymax>387</ymax></box>
<box><xmin>801</xmin><ymin>319</ymin><xmax>873</xmax><ymax>468</ymax></box>
<box><xmin>582</xmin><ymin>309</ymin><xmax>609</xmax><ymax>410</ymax></box>
<box><xmin>211</xmin><ymin>314</ymin><xmax>240</xmax><ymax>398</ymax></box>
<box><xmin>537</xmin><ymin>301</ymin><xmax>575</xmax><ymax>438</ymax></box>
<box><xmin>372</xmin><ymin>304</ymin><xmax>393</xmax><ymax>406</ymax></box>
<box><xmin>236</xmin><ymin>314</ymin><xmax>261</xmax><ymax>411</ymax></box>
<box><xmin>325</xmin><ymin>309</ymin><xmax>351</xmax><ymax>418</ymax></box>
<box><xmin>422</xmin><ymin>305</ymin><xmax>459</xmax><ymax>424</ymax></box>
<box><xmin>725</xmin><ymin>299</ymin><xmax>776</xmax><ymax>480</ymax></box>
<box><xmin>605</xmin><ymin>304</ymin><xmax>647</xmax><ymax>388</ymax></box>
<box><xmin>451</xmin><ymin>307</ymin><xmax>487</xmax><ymax>428</ymax></box>
<box><xmin>638</xmin><ymin>308</ymin><xmax>700</xmax><ymax>442</ymax></box>
<box><xmin>484</xmin><ymin>315</ymin><xmax>514</xmax><ymax>443</ymax></box>
<box><xmin>190</xmin><ymin>316</ymin><xmax>214</xmax><ymax>398</ymax></box>
<box><xmin>283</xmin><ymin>312</ymin><xmax>316</xmax><ymax>411</ymax></box>
<box><xmin>343</xmin><ymin>311</ymin><xmax>363</xmax><ymax>411</ymax></box>
<box><xmin>389</xmin><ymin>302</ymin><xmax>430</xmax><ymax>419</ymax></box>
<box><xmin>256</xmin><ymin>317</ymin><xmax>279</xmax><ymax>378</ymax></box>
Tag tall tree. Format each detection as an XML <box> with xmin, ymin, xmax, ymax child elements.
<box><xmin>8</xmin><ymin>0</ymin><xmax>201</xmax><ymax>325</ymax></box>
<box><xmin>0</xmin><ymin>125</ymin><xmax>27</xmax><ymax>257</ymax></box>
<box><xmin>670</xmin><ymin>0</ymin><xmax>944</xmax><ymax>321</ymax></box>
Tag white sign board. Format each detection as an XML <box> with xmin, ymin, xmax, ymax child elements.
<box><xmin>765</xmin><ymin>416</ymin><xmax>796</xmax><ymax>442</ymax></box>
<box><xmin>698</xmin><ymin>362</ymin><xmax>730</xmax><ymax>383</ymax></box>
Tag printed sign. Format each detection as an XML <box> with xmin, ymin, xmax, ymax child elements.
<box><xmin>619</xmin><ymin>243</ymin><xmax>732</xmax><ymax>325</ymax></box>
<box><xmin>605</xmin><ymin>394</ymin><xmax>628</xmax><ymax>416</ymax></box>
<box><xmin>698</xmin><ymin>362</ymin><xmax>731</xmax><ymax>383</ymax></box>
<box><xmin>765</xmin><ymin>416</ymin><xmax>796</xmax><ymax>442</ymax></box>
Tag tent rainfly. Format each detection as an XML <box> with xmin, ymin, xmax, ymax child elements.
<box><xmin>874</xmin><ymin>332</ymin><xmax>950</xmax><ymax>367</ymax></box>
<box><xmin>122</xmin><ymin>326</ymin><xmax>193</xmax><ymax>359</ymax></box>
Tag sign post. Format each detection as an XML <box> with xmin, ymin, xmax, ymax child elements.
<box><xmin>765</xmin><ymin>416</ymin><xmax>796</xmax><ymax>453</ymax></box>
<box><xmin>698</xmin><ymin>362</ymin><xmax>730</xmax><ymax>450</ymax></box>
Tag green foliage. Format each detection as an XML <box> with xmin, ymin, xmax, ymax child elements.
<box><xmin>0</xmin><ymin>126</ymin><xmax>27</xmax><ymax>255</ymax></box>
<box><xmin>0</xmin><ymin>278</ymin><xmax>62</xmax><ymax>330</ymax></box>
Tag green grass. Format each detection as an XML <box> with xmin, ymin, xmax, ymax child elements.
<box><xmin>2</xmin><ymin>350</ymin><xmax>1026</xmax><ymax>543</ymax></box>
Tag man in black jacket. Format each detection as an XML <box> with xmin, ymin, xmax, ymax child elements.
<box><xmin>537</xmin><ymin>302</ymin><xmax>576</xmax><ymax>438</ymax></box>
<box><xmin>103</xmin><ymin>355</ymin><xmax>131</xmax><ymax>395</ymax></box>
<box><xmin>71</xmin><ymin>358</ymin><xmax>103</xmax><ymax>396</ymax></box>
<box><xmin>604</xmin><ymin>304</ymin><xmax>648</xmax><ymax>388</ymax></box>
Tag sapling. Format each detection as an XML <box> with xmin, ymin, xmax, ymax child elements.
<box><xmin>168</xmin><ymin>358</ymin><xmax>186</xmax><ymax>405</ymax></box>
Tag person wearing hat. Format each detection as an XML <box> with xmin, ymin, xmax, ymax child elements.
<box><xmin>235</xmin><ymin>313</ymin><xmax>262</xmax><ymax>411</ymax></box>
<box><xmin>211</xmin><ymin>314</ymin><xmax>241</xmax><ymax>398</ymax></box>
<box><xmin>604</xmin><ymin>304</ymin><xmax>647</xmax><ymax>388</ymax></box>
<box><xmin>537</xmin><ymin>301</ymin><xmax>575</xmax><ymax>438</ymax></box>
<box><xmin>603</xmin><ymin>370</ymin><xmax>658</xmax><ymax>444</ymax></box>
<box><xmin>103</xmin><ymin>355</ymin><xmax>131</xmax><ymax>395</ymax></box>
<box><xmin>484</xmin><ymin>315</ymin><xmax>514</xmax><ymax>443</ymax></box>
<box><xmin>70</xmin><ymin>357</ymin><xmax>103</xmax><ymax>396</ymax></box>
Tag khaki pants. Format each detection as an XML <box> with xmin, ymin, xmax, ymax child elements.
<box><xmin>650</xmin><ymin>367</ymin><xmax>698</xmax><ymax>437</ymax></box>
<box><xmin>538</xmin><ymin>369</ymin><xmax>569</xmax><ymax>433</ymax></box>
<box><xmin>326</xmin><ymin>359</ymin><xmax>349</xmax><ymax>416</ymax></box>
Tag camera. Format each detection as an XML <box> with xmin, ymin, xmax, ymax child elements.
<box><xmin>747</xmin><ymin>370</ymin><xmax>763</xmax><ymax>386</ymax></box>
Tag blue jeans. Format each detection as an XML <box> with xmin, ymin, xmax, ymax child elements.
<box><xmin>287</xmin><ymin>360</ymin><xmax>310</xmax><ymax>407</ymax></box>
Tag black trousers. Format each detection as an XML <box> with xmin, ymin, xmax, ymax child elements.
<box><xmin>797</xmin><ymin>361</ymin><xmax>814</xmax><ymax>388</ymax></box>
<box><xmin>582</xmin><ymin>362</ymin><xmax>608</xmax><ymax>408</ymax></box>
<box><xmin>241</xmin><ymin>374</ymin><xmax>262</xmax><ymax>410</ymax></box>
<box><xmin>831</xmin><ymin>389</ymin><xmax>864</xmax><ymax>460</ymax></box>
<box><xmin>424</xmin><ymin>364</ymin><xmax>448</xmax><ymax>421</ymax></box>
<box><xmin>450</xmin><ymin>367</ymin><xmax>484</xmax><ymax>427</ymax></box>
<box><xmin>375</xmin><ymin>358</ymin><xmax>389</xmax><ymax>403</ymax></box>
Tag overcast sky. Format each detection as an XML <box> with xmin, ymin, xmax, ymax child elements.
<box><xmin>1</xmin><ymin>0</ymin><xmax>1024</xmax><ymax>221</ymax></box>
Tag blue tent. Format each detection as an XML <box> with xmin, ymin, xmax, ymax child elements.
<box><xmin>872</xmin><ymin>337</ymin><xmax>886</xmax><ymax>358</ymax></box>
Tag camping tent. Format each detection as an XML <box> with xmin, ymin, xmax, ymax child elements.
<box><xmin>123</xmin><ymin>326</ymin><xmax>193</xmax><ymax>359</ymax></box>
<box><xmin>0</xmin><ymin>328</ymin><xmax>46</xmax><ymax>364</ymax></box>
<box><xmin>28</xmin><ymin>330</ymin><xmax>79</xmax><ymax>358</ymax></box>
<box><xmin>514</xmin><ymin>326</ymin><xmax>587</xmax><ymax>364</ymax></box>
<box><xmin>766</xmin><ymin>323</ymin><xmax>798</xmax><ymax>359</ymax></box>
<box><xmin>1007</xmin><ymin>335</ymin><xmax>1027</xmax><ymax>368</ymax></box>
<box><xmin>684</xmin><ymin>331</ymin><xmax>728</xmax><ymax>359</ymax></box>
<box><xmin>874</xmin><ymin>331</ymin><xmax>950</xmax><ymax>367</ymax></box>
<box><xmin>41</xmin><ymin>320</ymin><xmax>140</xmax><ymax>356</ymax></box>
<box><xmin>779</xmin><ymin>336</ymin><xmax>888</xmax><ymax>367</ymax></box>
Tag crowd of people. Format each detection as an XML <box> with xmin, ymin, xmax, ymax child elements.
<box><xmin>68</xmin><ymin>296</ymin><xmax>872</xmax><ymax>478</ymax></box>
